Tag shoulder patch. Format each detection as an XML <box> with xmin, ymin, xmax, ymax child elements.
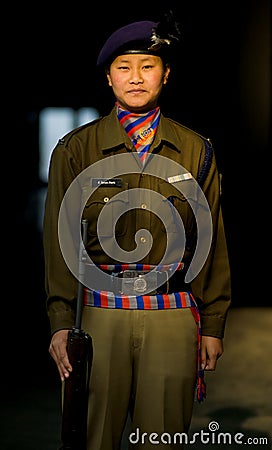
<box><xmin>197</xmin><ymin>139</ymin><xmax>213</xmax><ymax>187</ymax></box>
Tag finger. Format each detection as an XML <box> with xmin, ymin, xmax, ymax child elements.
<box><xmin>54</xmin><ymin>352</ymin><xmax>71</xmax><ymax>381</ymax></box>
<box><xmin>49</xmin><ymin>345</ymin><xmax>67</xmax><ymax>381</ymax></box>
<box><xmin>201</xmin><ymin>346</ymin><xmax>207</xmax><ymax>370</ymax></box>
<box><xmin>59</xmin><ymin>352</ymin><xmax>73</xmax><ymax>375</ymax></box>
<box><xmin>49</xmin><ymin>336</ymin><xmax>72</xmax><ymax>380</ymax></box>
<box><xmin>58</xmin><ymin>360</ymin><xmax>71</xmax><ymax>381</ymax></box>
<box><xmin>204</xmin><ymin>360</ymin><xmax>217</xmax><ymax>371</ymax></box>
<box><xmin>205</xmin><ymin>353</ymin><xmax>218</xmax><ymax>371</ymax></box>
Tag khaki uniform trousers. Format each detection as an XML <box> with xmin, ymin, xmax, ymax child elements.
<box><xmin>81</xmin><ymin>305</ymin><xmax>198</xmax><ymax>449</ymax></box>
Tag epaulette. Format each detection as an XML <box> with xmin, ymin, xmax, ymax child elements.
<box><xmin>57</xmin><ymin>116</ymin><xmax>102</xmax><ymax>147</ymax></box>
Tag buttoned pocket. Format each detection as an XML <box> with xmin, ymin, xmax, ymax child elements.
<box><xmin>158</xmin><ymin>180</ymin><xmax>189</xmax><ymax>233</ymax></box>
<box><xmin>84</xmin><ymin>182</ymin><xmax>129</xmax><ymax>237</ymax></box>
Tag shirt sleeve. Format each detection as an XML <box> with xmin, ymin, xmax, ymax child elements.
<box><xmin>190</xmin><ymin>150</ymin><xmax>232</xmax><ymax>339</ymax></box>
<box><xmin>43</xmin><ymin>139</ymin><xmax>82</xmax><ymax>335</ymax></box>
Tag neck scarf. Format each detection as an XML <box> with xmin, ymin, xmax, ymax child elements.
<box><xmin>117</xmin><ymin>103</ymin><xmax>160</xmax><ymax>163</ymax></box>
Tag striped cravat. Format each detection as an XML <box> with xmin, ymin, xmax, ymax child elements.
<box><xmin>117</xmin><ymin>103</ymin><xmax>160</xmax><ymax>163</ymax></box>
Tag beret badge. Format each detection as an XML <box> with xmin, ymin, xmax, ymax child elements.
<box><xmin>149</xmin><ymin>10</ymin><xmax>181</xmax><ymax>51</ymax></box>
<box><xmin>148</xmin><ymin>31</ymin><xmax>171</xmax><ymax>51</ymax></box>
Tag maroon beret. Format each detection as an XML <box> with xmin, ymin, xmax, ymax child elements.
<box><xmin>97</xmin><ymin>20</ymin><xmax>171</xmax><ymax>67</ymax></box>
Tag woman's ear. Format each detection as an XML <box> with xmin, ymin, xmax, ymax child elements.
<box><xmin>163</xmin><ymin>64</ymin><xmax>171</xmax><ymax>85</ymax></box>
<box><xmin>105</xmin><ymin>69</ymin><xmax>112</xmax><ymax>86</ymax></box>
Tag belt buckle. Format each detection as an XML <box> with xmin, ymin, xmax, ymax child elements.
<box><xmin>121</xmin><ymin>270</ymin><xmax>157</xmax><ymax>295</ymax></box>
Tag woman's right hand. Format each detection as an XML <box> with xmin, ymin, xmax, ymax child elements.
<box><xmin>49</xmin><ymin>329</ymin><xmax>73</xmax><ymax>381</ymax></box>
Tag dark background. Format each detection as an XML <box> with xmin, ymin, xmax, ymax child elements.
<box><xmin>4</xmin><ymin>0</ymin><xmax>271</xmax><ymax>388</ymax></box>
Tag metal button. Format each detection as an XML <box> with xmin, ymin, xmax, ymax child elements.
<box><xmin>141</xmin><ymin>203</ymin><xmax>147</xmax><ymax>209</ymax></box>
<box><xmin>104</xmin><ymin>197</ymin><xmax>109</xmax><ymax>203</ymax></box>
<box><xmin>140</xmin><ymin>237</ymin><xmax>146</xmax><ymax>243</ymax></box>
<box><xmin>134</xmin><ymin>276</ymin><xmax>147</xmax><ymax>293</ymax></box>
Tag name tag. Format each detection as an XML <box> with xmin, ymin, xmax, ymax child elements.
<box><xmin>91</xmin><ymin>178</ymin><xmax>123</xmax><ymax>187</ymax></box>
<box><xmin>167</xmin><ymin>173</ymin><xmax>192</xmax><ymax>184</ymax></box>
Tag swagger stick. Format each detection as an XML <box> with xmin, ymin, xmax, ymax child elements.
<box><xmin>60</xmin><ymin>219</ymin><xmax>93</xmax><ymax>450</ymax></box>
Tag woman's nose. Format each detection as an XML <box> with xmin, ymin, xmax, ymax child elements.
<box><xmin>129</xmin><ymin>69</ymin><xmax>143</xmax><ymax>84</ymax></box>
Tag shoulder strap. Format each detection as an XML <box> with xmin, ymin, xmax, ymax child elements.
<box><xmin>57</xmin><ymin>116</ymin><xmax>102</xmax><ymax>148</ymax></box>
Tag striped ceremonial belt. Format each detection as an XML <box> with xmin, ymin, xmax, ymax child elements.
<box><xmin>84</xmin><ymin>289</ymin><xmax>193</xmax><ymax>309</ymax></box>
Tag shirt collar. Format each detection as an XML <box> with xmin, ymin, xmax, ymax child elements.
<box><xmin>101</xmin><ymin>107</ymin><xmax>181</xmax><ymax>154</ymax></box>
<box><xmin>101</xmin><ymin>107</ymin><xmax>132</xmax><ymax>152</ymax></box>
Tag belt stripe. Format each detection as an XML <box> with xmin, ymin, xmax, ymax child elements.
<box><xmin>89</xmin><ymin>262</ymin><xmax>184</xmax><ymax>272</ymax></box>
<box><xmin>85</xmin><ymin>289</ymin><xmax>194</xmax><ymax>309</ymax></box>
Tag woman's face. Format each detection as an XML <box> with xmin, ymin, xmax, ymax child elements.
<box><xmin>106</xmin><ymin>53</ymin><xmax>170</xmax><ymax>113</ymax></box>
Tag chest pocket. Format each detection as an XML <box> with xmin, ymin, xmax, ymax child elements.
<box><xmin>84</xmin><ymin>182</ymin><xmax>129</xmax><ymax>237</ymax></box>
<box><xmin>158</xmin><ymin>180</ymin><xmax>191</xmax><ymax>233</ymax></box>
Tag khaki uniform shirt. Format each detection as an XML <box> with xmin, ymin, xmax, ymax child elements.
<box><xmin>43</xmin><ymin>107</ymin><xmax>231</xmax><ymax>338</ymax></box>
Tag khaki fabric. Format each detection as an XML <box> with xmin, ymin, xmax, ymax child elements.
<box><xmin>82</xmin><ymin>306</ymin><xmax>198</xmax><ymax>450</ymax></box>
